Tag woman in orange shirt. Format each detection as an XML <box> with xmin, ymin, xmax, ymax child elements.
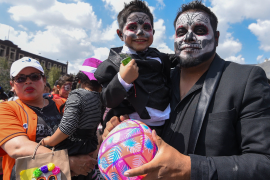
<box><xmin>0</xmin><ymin>57</ymin><xmax>96</xmax><ymax>180</ymax></box>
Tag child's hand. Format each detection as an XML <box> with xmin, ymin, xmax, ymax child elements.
<box><xmin>119</xmin><ymin>59</ymin><xmax>139</xmax><ymax>84</ymax></box>
<box><xmin>42</xmin><ymin>136</ymin><xmax>51</xmax><ymax>146</ymax></box>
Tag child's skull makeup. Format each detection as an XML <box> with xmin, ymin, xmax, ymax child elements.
<box><xmin>174</xmin><ymin>11</ymin><xmax>216</xmax><ymax>67</ymax></box>
<box><xmin>62</xmin><ymin>83</ymin><xmax>72</xmax><ymax>91</ymax></box>
<box><xmin>119</xmin><ymin>12</ymin><xmax>154</xmax><ymax>52</ymax></box>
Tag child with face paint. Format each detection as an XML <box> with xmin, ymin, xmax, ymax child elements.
<box><xmin>51</xmin><ymin>74</ymin><xmax>73</xmax><ymax>100</ymax></box>
<box><xmin>42</xmin><ymin>58</ymin><xmax>104</xmax><ymax>179</ymax></box>
<box><xmin>94</xmin><ymin>0</ymin><xmax>171</xmax><ymax>135</ymax></box>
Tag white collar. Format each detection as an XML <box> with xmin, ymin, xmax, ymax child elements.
<box><xmin>121</xmin><ymin>44</ymin><xmax>148</xmax><ymax>55</ymax></box>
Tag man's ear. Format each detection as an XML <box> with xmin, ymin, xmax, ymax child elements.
<box><xmin>153</xmin><ymin>29</ymin><xmax>155</xmax><ymax>35</ymax></box>
<box><xmin>9</xmin><ymin>81</ymin><xmax>13</xmax><ymax>87</ymax></box>
<box><xmin>215</xmin><ymin>31</ymin><xmax>220</xmax><ymax>47</ymax></box>
<box><xmin>117</xmin><ymin>29</ymin><xmax>124</xmax><ymax>41</ymax></box>
<box><xmin>57</xmin><ymin>85</ymin><xmax>60</xmax><ymax>90</ymax></box>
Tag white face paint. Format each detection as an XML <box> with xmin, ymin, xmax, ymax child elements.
<box><xmin>174</xmin><ymin>11</ymin><xmax>216</xmax><ymax>67</ymax></box>
<box><xmin>121</xmin><ymin>12</ymin><xmax>154</xmax><ymax>52</ymax></box>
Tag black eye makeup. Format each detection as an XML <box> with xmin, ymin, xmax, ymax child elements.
<box><xmin>176</xmin><ymin>27</ymin><xmax>188</xmax><ymax>37</ymax></box>
<box><xmin>127</xmin><ymin>23</ymin><xmax>137</xmax><ymax>31</ymax></box>
<box><xmin>143</xmin><ymin>23</ymin><xmax>152</xmax><ymax>31</ymax></box>
<box><xmin>194</xmin><ymin>25</ymin><xmax>208</xmax><ymax>35</ymax></box>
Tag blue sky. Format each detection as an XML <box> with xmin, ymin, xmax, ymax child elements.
<box><xmin>0</xmin><ymin>0</ymin><xmax>270</xmax><ymax>73</ymax></box>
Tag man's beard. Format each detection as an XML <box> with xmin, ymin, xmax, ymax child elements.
<box><xmin>179</xmin><ymin>47</ymin><xmax>216</xmax><ymax>68</ymax></box>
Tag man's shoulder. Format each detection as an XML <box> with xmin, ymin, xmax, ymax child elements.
<box><xmin>216</xmin><ymin>55</ymin><xmax>260</xmax><ymax>75</ymax></box>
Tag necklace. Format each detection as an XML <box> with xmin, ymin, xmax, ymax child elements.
<box><xmin>28</xmin><ymin>99</ymin><xmax>45</xmax><ymax>114</ymax></box>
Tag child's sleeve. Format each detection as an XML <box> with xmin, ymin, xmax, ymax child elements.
<box><xmin>58</xmin><ymin>92</ymin><xmax>82</xmax><ymax>136</ymax></box>
<box><xmin>94</xmin><ymin>60</ymin><xmax>131</xmax><ymax>108</ymax></box>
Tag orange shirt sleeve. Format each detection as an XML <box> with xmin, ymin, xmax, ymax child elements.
<box><xmin>0</xmin><ymin>102</ymin><xmax>27</xmax><ymax>149</ymax></box>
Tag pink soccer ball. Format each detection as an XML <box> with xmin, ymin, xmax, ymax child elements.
<box><xmin>98</xmin><ymin>119</ymin><xmax>157</xmax><ymax>180</ymax></box>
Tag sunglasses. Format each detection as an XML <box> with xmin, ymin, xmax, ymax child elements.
<box><xmin>13</xmin><ymin>73</ymin><xmax>44</xmax><ymax>83</ymax></box>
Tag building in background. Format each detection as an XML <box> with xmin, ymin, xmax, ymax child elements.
<box><xmin>0</xmin><ymin>39</ymin><xmax>68</xmax><ymax>74</ymax></box>
<box><xmin>257</xmin><ymin>59</ymin><xmax>270</xmax><ymax>84</ymax></box>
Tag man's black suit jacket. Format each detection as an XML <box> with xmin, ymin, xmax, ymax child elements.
<box><xmin>163</xmin><ymin>54</ymin><xmax>270</xmax><ymax>179</ymax></box>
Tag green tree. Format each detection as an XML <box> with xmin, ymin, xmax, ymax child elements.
<box><xmin>0</xmin><ymin>57</ymin><xmax>11</xmax><ymax>92</ymax></box>
<box><xmin>41</xmin><ymin>63</ymin><xmax>49</xmax><ymax>78</ymax></box>
<box><xmin>48</xmin><ymin>66</ymin><xmax>61</xmax><ymax>88</ymax></box>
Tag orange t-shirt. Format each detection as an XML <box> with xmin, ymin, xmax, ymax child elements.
<box><xmin>0</xmin><ymin>99</ymin><xmax>64</xmax><ymax>180</ymax></box>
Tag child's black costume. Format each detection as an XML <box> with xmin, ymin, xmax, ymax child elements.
<box><xmin>94</xmin><ymin>46</ymin><xmax>171</xmax><ymax>134</ymax></box>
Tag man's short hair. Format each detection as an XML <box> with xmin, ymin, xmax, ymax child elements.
<box><xmin>174</xmin><ymin>0</ymin><xmax>218</xmax><ymax>32</ymax></box>
<box><xmin>117</xmin><ymin>0</ymin><xmax>154</xmax><ymax>31</ymax></box>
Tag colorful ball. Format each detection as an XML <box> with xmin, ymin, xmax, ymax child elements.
<box><xmin>98</xmin><ymin>119</ymin><xmax>157</xmax><ymax>180</ymax></box>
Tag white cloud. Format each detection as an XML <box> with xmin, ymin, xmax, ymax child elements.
<box><xmin>0</xmin><ymin>0</ymin><xmax>56</xmax><ymax>10</ymax></box>
<box><xmin>0</xmin><ymin>0</ymin><xmax>121</xmax><ymax>74</ymax></box>
<box><xmin>18</xmin><ymin>24</ymin><xmax>27</xmax><ymax>31</ymax></box>
<box><xmin>68</xmin><ymin>58</ymin><xmax>84</xmax><ymax>74</ymax></box>
<box><xmin>225</xmin><ymin>55</ymin><xmax>245</xmax><ymax>64</ymax></box>
<box><xmin>92</xmin><ymin>47</ymin><xmax>110</xmax><ymax>61</ymax></box>
<box><xmin>210</xmin><ymin>0</ymin><xmax>270</xmax><ymax>24</ymax></box>
<box><xmin>156</xmin><ymin>0</ymin><xmax>165</xmax><ymax>9</ymax></box>
<box><xmin>8</xmin><ymin>1</ymin><xmax>102</xmax><ymax>30</ymax></box>
<box><xmin>152</xmin><ymin>19</ymin><xmax>174</xmax><ymax>54</ymax></box>
<box><xmin>102</xmin><ymin>0</ymin><xmax>133</xmax><ymax>14</ymax></box>
<box><xmin>156</xmin><ymin>43</ymin><xmax>174</xmax><ymax>54</ymax></box>
<box><xmin>101</xmin><ymin>0</ymin><xmax>156</xmax><ymax>19</ymax></box>
<box><xmin>0</xmin><ymin>0</ymin><xmax>173</xmax><ymax>74</ymax></box>
<box><xmin>100</xmin><ymin>20</ymin><xmax>118</xmax><ymax>41</ymax></box>
<box><xmin>248</xmin><ymin>20</ymin><xmax>270</xmax><ymax>52</ymax></box>
<box><xmin>170</xmin><ymin>34</ymin><xmax>175</xmax><ymax>41</ymax></box>
<box><xmin>210</xmin><ymin>0</ymin><xmax>270</xmax><ymax>60</ymax></box>
<box><xmin>257</xmin><ymin>55</ymin><xmax>264</xmax><ymax>63</ymax></box>
<box><xmin>217</xmin><ymin>33</ymin><xmax>242</xmax><ymax>59</ymax></box>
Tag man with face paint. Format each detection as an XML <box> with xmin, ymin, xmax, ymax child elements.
<box><xmin>103</xmin><ymin>1</ymin><xmax>270</xmax><ymax>180</ymax></box>
<box><xmin>95</xmin><ymin>0</ymin><xmax>171</xmax><ymax>135</ymax></box>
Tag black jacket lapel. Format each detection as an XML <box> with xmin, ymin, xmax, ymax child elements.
<box><xmin>187</xmin><ymin>54</ymin><xmax>225</xmax><ymax>154</ymax></box>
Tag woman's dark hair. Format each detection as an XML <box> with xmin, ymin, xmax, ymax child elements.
<box><xmin>73</xmin><ymin>71</ymin><xmax>101</xmax><ymax>92</ymax></box>
<box><xmin>0</xmin><ymin>86</ymin><xmax>8</xmax><ymax>100</ymax></box>
<box><xmin>45</xmin><ymin>82</ymin><xmax>51</xmax><ymax>92</ymax></box>
<box><xmin>174</xmin><ymin>0</ymin><xmax>218</xmax><ymax>32</ymax></box>
<box><xmin>59</xmin><ymin>71</ymin><xmax>102</xmax><ymax>114</ymax></box>
<box><xmin>57</xmin><ymin>74</ymin><xmax>74</xmax><ymax>87</ymax></box>
<box><xmin>117</xmin><ymin>0</ymin><xmax>154</xmax><ymax>31</ymax></box>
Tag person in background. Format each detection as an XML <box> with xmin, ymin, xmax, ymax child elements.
<box><xmin>51</xmin><ymin>80</ymin><xmax>59</xmax><ymax>95</ymax></box>
<box><xmin>42</xmin><ymin>58</ymin><xmax>104</xmax><ymax>180</ymax></box>
<box><xmin>0</xmin><ymin>57</ymin><xmax>97</xmax><ymax>179</ymax></box>
<box><xmin>6</xmin><ymin>87</ymin><xmax>18</xmax><ymax>101</ymax></box>
<box><xmin>0</xmin><ymin>86</ymin><xmax>8</xmax><ymax>101</ymax></box>
<box><xmin>43</xmin><ymin>82</ymin><xmax>52</xmax><ymax>98</ymax></box>
<box><xmin>7</xmin><ymin>87</ymin><xmax>14</xmax><ymax>98</ymax></box>
<box><xmin>52</xmin><ymin>75</ymin><xmax>73</xmax><ymax>100</ymax></box>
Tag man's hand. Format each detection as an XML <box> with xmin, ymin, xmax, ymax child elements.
<box><xmin>102</xmin><ymin>115</ymin><xmax>129</xmax><ymax>141</ymax></box>
<box><xmin>69</xmin><ymin>154</ymin><xmax>97</xmax><ymax>176</ymax></box>
<box><xmin>119</xmin><ymin>59</ymin><xmax>139</xmax><ymax>84</ymax></box>
<box><xmin>124</xmin><ymin>130</ymin><xmax>191</xmax><ymax>180</ymax></box>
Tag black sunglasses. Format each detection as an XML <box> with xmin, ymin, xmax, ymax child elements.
<box><xmin>13</xmin><ymin>73</ymin><xmax>44</xmax><ymax>83</ymax></box>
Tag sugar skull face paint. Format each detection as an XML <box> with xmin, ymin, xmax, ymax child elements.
<box><xmin>174</xmin><ymin>11</ymin><xmax>216</xmax><ymax>68</ymax></box>
<box><xmin>120</xmin><ymin>12</ymin><xmax>154</xmax><ymax>52</ymax></box>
